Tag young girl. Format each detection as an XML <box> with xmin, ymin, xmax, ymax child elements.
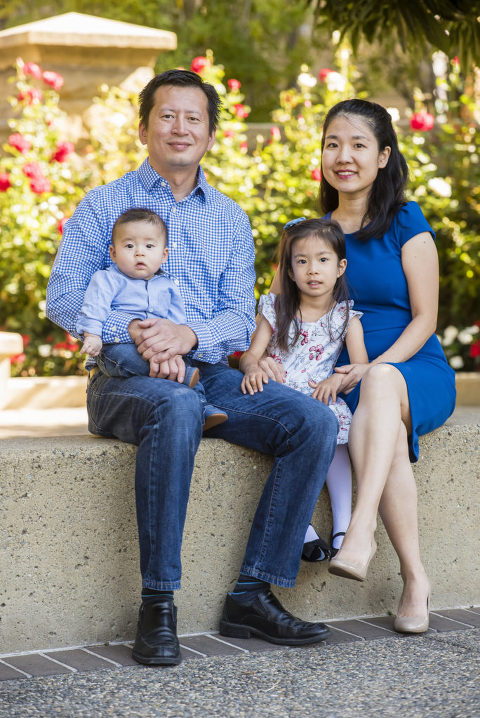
<box><xmin>240</xmin><ymin>217</ymin><xmax>368</xmax><ymax>561</ymax></box>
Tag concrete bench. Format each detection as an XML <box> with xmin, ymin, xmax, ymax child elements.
<box><xmin>1</xmin><ymin>408</ymin><xmax>479</xmax><ymax>654</ymax></box>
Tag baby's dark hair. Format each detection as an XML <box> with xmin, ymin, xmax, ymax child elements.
<box><xmin>112</xmin><ymin>208</ymin><xmax>167</xmax><ymax>244</ymax></box>
<box><xmin>274</xmin><ymin>217</ymin><xmax>350</xmax><ymax>351</ymax></box>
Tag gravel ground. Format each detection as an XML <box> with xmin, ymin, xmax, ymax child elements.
<box><xmin>1</xmin><ymin>629</ymin><xmax>479</xmax><ymax>718</ymax></box>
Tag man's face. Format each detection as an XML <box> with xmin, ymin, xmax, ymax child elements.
<box><xmin>139</xmin><ymin>85</ymin><xmax>216</xmax><ymax>177</ymax></box>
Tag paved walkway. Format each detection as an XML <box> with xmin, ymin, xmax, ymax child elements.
<box><xmin>1</xmin><ymin>614</ymin><xmax>479</xmax><ymax>716</ymax></box>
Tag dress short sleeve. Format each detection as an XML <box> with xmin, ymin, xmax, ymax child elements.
<box><xmin>331</xmin><ymin>300</ymin><xmax>363</xmax><ymax>340</ymax></box>
<box><xmin>396</xmin><ymin>201</ymin><xmax>435</xmax><ymax>247</ymax></box>
<box><xmin>258</xmin><ymin>293</ymin><xmax>278</xmax><ymax>331</ymax></box>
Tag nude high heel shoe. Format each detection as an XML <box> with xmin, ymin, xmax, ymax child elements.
<box><xmin>328</xmin><ymin>539</ymin><xmax>377</xmax><ymax>582</ymax></box>
<box><xmin>394</xmin><ymin>595</ymin><xmax>430</xmax><ymax>634</ymax></box>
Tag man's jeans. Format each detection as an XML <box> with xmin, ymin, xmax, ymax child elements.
<box><xmin>86</xmin><ymin>361</ymin><xmax>338</xmax><ymax>590</ymax></box>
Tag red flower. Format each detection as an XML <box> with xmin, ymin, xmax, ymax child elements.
<box><xmin>470</xmin><ymin>340</ymin><xmax>480</xmax><ymax>359</ymax></box>
<box><xmin>18</xmin><ymin>87</ymin><xmax>43</xmax><ymax>104</ymax></box>
<box><xmin>311</xmin><ymin>168</ymin><xmax>322</xmax><ymax>181</ymax></box>
<box><xmin>58</xmin><ymin>217</ymin><xmax>68</xmax><ymax>234</ymax></box>
<box><xmin>0</xmin><ymin>172</ymin><xmax>11</xmax><ymax>191</ymax></box>
<box><xmin>21</xmin><ymin>334</ymin><xmax>31</xmax><ymax>347</ymax></box>
<box><xmin>10</xmin><ymin>352</ymin><xmax>26</xmax><ymax>365</ymax></box>
<box><xmin>51</xmin><ymin>141</ymin><xmax>75</xmax><ymax>163</ymax></box>
<box><xmin>240</xmin><ymin>141</ymin><xmax>248</xmax><ymax>152</ymax></box>
<box><xmin>452</xmin><ymin>56</ymin><xmax>460</xmax><ymax>66</ymax></box>
<box><xmin>42</xmin><ymin>70</ymin><xmax>64</xmax><ymax>91</ymax></box>
<box><xmin>233</xmin><ymin>103</ymin><xmax>249</xmax><ymax>119</ymax></box>
<box><xmin>190</xmin><ymin>56</ymin><xmax>209</xmax><ymax>74</ymax></box>
<box><xmin>30</xmin><ymin>175</ymin><xmax>52</xmax><ymax>194</ymax></box>
<box><xmin>270</xmin><ymin>126</ymin><xmax>281</xmax><ymax>141</ymax></box>
<box><xmin>23</xmin><ymin>62</ymin><xmax>43</xmax><ymax>79</ymax></box>
<box><xmin>23</xmin><ymin>162</ymin><xmax>43</xmax><ymax>179</ymax></box>
<box><xmin>8</xmin><ymin>133</ymin><xmax>32</xmax><ymax>153</ymax></box>
<box><xmin>410</xmin><ymin>112</ymin><xmax>434</xmax><ymax>131</ymax></box>
<box><xmin>223</xmin><ymin>129</ymin><xmax>236</xmax><ymax>138</ymax></box>
<box><xmin>318</xmin><ymin>68</ymin><xmax>333</xmax><ymax>82</ymax></box>
<box><xmin>227</xmin><ymin>78</ymin><xmax>241</xmax><ymax>91</ymax></box>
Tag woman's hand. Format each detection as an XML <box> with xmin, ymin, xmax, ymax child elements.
<box><xmin>309</xmin><ymin>373</ymin><xmax>344</xmax><ymax>404</ymax></box>
<box><xmin>258</xmin><ymin>356</ymin><xmax>286</xmax><ymax>383</ymax></box>
<box><xmin>241</xmin><ymin>362</ymin><xmax>271</xmax><ymax>395</ymax></box>
<box><xmin>334</xmin><ymin>363</ymin><xmax>370</xmax><ymax>394</ymax></box>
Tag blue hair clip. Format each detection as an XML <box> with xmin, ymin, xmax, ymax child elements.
<box><xmin>283</xmin><ymin>216</ymin><xmax>306</xmax><ymax>230</ymax></box>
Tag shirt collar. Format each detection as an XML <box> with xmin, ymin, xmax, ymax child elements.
<box><xmin>138</xmin><ymin>158</ymin><xmax>210</xmax><ymax>204</ymax></box>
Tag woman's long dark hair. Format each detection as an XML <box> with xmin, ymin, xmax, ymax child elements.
<box><xmin>319</xmin><ymin>99</ymin><xmax>408</xmax><ymax>241</ymax></box>
<box><xmin>274</xmin><ymin>218</ymin><xmax>350</xmax><ymax>351</ymax></box>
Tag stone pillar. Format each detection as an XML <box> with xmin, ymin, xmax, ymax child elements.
<box><xmin>0</xmin><ymin>332</ymin><xmax>23</xmax><ymax>408</ymax></box>
<box><xmin>0</xmin><ymin>12</ymin><xmax>176</xmax><ymax>142</ymax></box>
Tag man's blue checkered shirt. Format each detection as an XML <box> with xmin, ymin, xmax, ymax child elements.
<box><xmin>46</xmin><ymin>159</ymin><xmax>257</xmax><ymax>364</ymax></box>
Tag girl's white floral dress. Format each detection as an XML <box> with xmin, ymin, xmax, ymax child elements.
<box><xmin>259</xmin><ymin>294</ymin><xmax>362</xmax><ymax>444</ymax></box>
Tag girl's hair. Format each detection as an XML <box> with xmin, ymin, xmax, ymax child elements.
<box><xmin>319</xmin><ymin>99</ymin><xmax>408</xmax><ymax>241</ymax></box>
<box><xmin>274</xmin><ymin>218</ymin><xmax>350</xmax><ymax>351</ymax></box>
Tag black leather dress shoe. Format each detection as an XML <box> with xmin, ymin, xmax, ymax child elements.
<box><xmin>132</xmin><ymin>599</ymin><xmax>182</xmax><ymax>666</ymax></box>
<box><xmin>219</xmin><ymin>589</ymin><xmax>331</xmax><ymax>645</ymax></box>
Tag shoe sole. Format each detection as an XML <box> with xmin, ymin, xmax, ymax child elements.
<box><xmin>132</xmin><ymin>651</ymin><xmax>182</xmax><ymax>666</ymax></box>
<box><xmin>188</xmin><ymin>368</ymin><xmax>200</xmax><ymax>389</ymax></box>
<box><xmin>219</xmin><ymin>620</ymin><xmax>331</xmax><ymax>645</ymax></box>
<box><xmin>203</xmin><ymin>413</ymin><xmax>228</xmax><ymax>432</ymax></box>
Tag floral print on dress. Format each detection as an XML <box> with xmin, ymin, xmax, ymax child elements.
<box><xmin>258</xmin><ymin>294</ymin><xmax>363</xmax><ymax>444</ymax></box>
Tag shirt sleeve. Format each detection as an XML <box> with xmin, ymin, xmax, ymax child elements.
<box><xmin>166</xmin><ymin>280</ymin><xmax>187</xmax><ymax>325</ymax></box>
<box><xmin>188</xmin><ymin>209</ymin><xmax>256</xmax><ymax>361</ymax></box>
<box><xmin>397</xmin><ymin>201</ymin><xmax>435</xmax><ymax>247</ymax></box>
<box><xmin>258</xmin><ymin>293</ymin><xmax>278</xmax><ymax>331</ymax></box>
<box><xmin>46</xmin><ymin>192</ymin><xmax>134</xmax><ymax>344</ymax></box>
<box><xmin>76</xmin><ymin>270</ymin><xmax>118</xmax><ymax>337</ymax></box>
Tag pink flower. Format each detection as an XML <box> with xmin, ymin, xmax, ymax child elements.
<box><xmin>10</xmin><ymin>352</ymin><xmax>26</xmax><ymax>365</ymax></box>
<box><xmin>227</xmin><ymin>78</ymin><xmax>241</xmax><ymax>91</ymax></box>
<box><xmin>452</xmin><ymin>56</ymin><xmax>460</xmax><ymax>66</ymax></box>
<box><xmin>30</xmin><ymin>175</ymin><xmax>52</xmax><ymax>194</ymax></box>
<box><xmin>42</xmin><ymin>70</ymin><xmax>64</xmax><ymax>91</ymax></box>
<box><xmin>23</xmin><ymin>62</ymin><xmax>43</xmax><ymax>79</ymax></box>
<box><xmin>58</xmin><ymin>217</ymin><xmax>68</xmax><ymax>235</ymax></box>
<box><xmin>311</xmin><ymin>168</ymin><xmax>322</xmax><ymax>181</ymax></box>
<box><xmin>190</xmin><ymin>56</ymin><xmax>209</xmax><ymax>74</ymax></box>
<box><xmin>410</xmin><ymin>112</ymin><xmax>434</xmax><ymax>131</ymax></box>
<box><xmin>233</xmin><ymin>103</ymin><xmax>249</xmax><ymax>119</ymax></box>
<box><xmin>223</xmin><ymin>129</ymin><xmax>236</xmax><ymax>138</ymax></box>
<box><xmin>51</xmin><ymin>141</ymin><xmax>75</xmax><ymax>163</ymax></box>
<box><xmin>240</xmin><ymin>140</ymin><xmax>248</xmax><ymax>152</ymax></box>
<box><xmin>18</xmin><ymin>87</ymin><xmax>43</xmax><ymax>104</ymax></box>
<box><xmin>0</xmin><ymin>172</ymin><xmax>11</xmax><ymax>191</ymax></box>
<box><xmin>318</xmin><ymin>68</ymin><xmax>333</xmax><ymax>82</ymax></box>
<box><xmin>23</xmin><ymin>162</ymin><xmax>43</xmax><ymax>179</ymax></box>
<box><xmin>270</xmin><ymin>126</ymin><xmax>281</xmax><ymax>141</ymax></box>
<box><xmin>8</xmin><ymin>133</ymin><xmax>32</xmax><ymax>153</ymax></box>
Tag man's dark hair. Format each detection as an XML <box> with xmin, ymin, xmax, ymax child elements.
<box><xmin>139</xmin><ymin>69</ymin><xmax>221</xmax><ymax>134</ymax></box>
<box><xmin>112</xmin><ymin>208</ymin><xmax>167</xmax><ymax>243</ymax></box>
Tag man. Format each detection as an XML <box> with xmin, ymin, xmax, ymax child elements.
<box><xmin>47</xmin><ymin>69</ymin><xmax>338</xmax><ymax>666</ymax></box>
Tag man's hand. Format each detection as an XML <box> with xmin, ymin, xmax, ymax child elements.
<box><xmin>148</xmin><ymin>355</ymin><xmax>186</xmax><ymax>383</ymax></box>
<box><xmin>129</xmin><ymin>318</ymin><xmax>198</xmax><ymax>365</ymax></box>
<box><xmin>80</xmin><ymin>333</ymin><xmax>102</xmax><ymax>357</ymax></box>
<box><xmin>258</xmin><ymin>356</ymin><xmax>286</xmax><ymax>383</ymax></box>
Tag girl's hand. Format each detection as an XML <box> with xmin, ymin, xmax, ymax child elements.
<box><xmin>309</xmin><ymin>373</ymin><xmax>344</xmax><ymax>404</ymax></box>
<box><xmin>258</xmin><ymin>356</ymin><xmax>286</xmax><ymax>383</ymax></box>
<box><xmin>241</xmin><ymin>363</ymin><xmax>270</xmax><ymax>395</ymax></box>
<box><xmin>334</xmin><ymin>363</ymin><xmax>370</xmax><ymax>394</ymax></box>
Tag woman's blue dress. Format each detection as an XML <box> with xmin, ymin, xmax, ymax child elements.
<box><xmin>335</xmin><ymin>201</ymin><xmax>456</xmax><ymax>462</ymax></box>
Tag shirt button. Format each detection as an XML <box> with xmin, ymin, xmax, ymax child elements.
<box><xmin>115</xmin><ymin>337</ymin><xmax>120</xmax><ymax>343</ymax></box>
<box><xmin>112</xmin><ymin>325</ymin><xmax>117</xmax><ymax>331</ymax></box>
<box><xmin>171</xmin><ymin>242</ymin><xmax>177</xmax><ymax>249</ymax></box>
<box><xmin>174</xmin><ymin>279</ymin><xmax>180</xmax><ymax>285</ymax></box>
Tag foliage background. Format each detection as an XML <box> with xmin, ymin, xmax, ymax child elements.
<box><xmin>0</xmin><ymin>47</ymin><xmax>479</xmax><ymax>375</ymax></box>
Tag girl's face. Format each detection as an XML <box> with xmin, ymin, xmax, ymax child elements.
<box><xmin>321</xmin><ymin>114</ymin><xmax>391</xmax><ymax>200</ymax></box>
<box><xmin>288</xmin><ymin>234</ymin><xmax>346</xmax><ymax>301</ymax></box>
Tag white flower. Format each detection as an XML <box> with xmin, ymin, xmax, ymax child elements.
<box><xmin>325</xmin><ymin>72</ymin><xmax>347</xmax><ymax>93</ymax></box>
<box><xmin>298</xmin><ymin>72</ymin><xmax>317</xmax><ymax>88</ymax></box>
<box><xmin>38</xmin><ymin>345</ymin><xmax>51</xmax><ymax>357</ymax></box>
<box><xmin>458</xmin><ymin>330</ymin><xmax>474</xmax><ymax>344</ymax></box>
<box><xmin>387</xmin><ymin>107</ymin><xmax>400</xmax><ymax>123</ymax></box>
<box><xmin>449</xmin><ymin>355</ymin><xmax>464</xmax><ymax>369</ymax></box>
<box><xmin>428</xmin><ymin>177</ymin><xmax>451</xmax><ymax>197</ymax></box>
<box><xmin>442</xmin><ymin>325</ymin><xmax>458</xmax><ymax>346</ymax></box>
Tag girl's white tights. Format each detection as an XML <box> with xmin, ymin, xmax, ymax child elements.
<box><xmin>326</xmin><ymin>443</ymin><xmax>352</xmax><ymax>550</ymax></box>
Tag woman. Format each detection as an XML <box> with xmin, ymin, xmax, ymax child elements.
<box><xmin>267</xmin><ymin>99</ymin><xmax>456</xmax><ymax>633</ymax></box>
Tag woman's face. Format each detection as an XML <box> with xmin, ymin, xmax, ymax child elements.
<box><xmin>321</xmin><ymin>114</ymin><xmax>391</xmax><ymax>200</ymax></box>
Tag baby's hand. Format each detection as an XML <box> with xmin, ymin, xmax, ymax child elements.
<box><xmin>80</xmin><ymin>334</ymin><xmax>102</xmax><ymax>357</ymax></box>
<box><xmin>241</xmin><ymin>363</ymin><xmax>270</xmax><ymax>395</ymax></box>
<box><xmin>309</xmin><ymin>373</ymin><xmax>344</xmax><ymax>404</ymax></box>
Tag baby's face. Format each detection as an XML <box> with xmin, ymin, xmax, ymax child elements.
<box><xmin>110</xmin><ymin>221</ymin><xmax>168</xmax><ymax>280</ymax></box>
